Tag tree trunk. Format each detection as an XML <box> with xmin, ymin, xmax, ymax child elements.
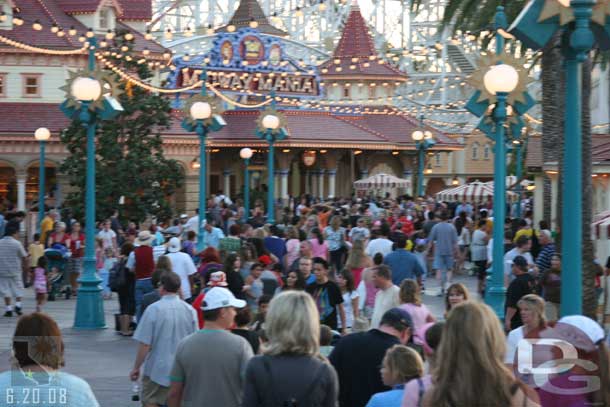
<box><xmin>581</xmin><ymin>56</ymin><xmax>596</xmax><ymax>319</ymax></box>
<box><xmin>541</xmin><ymin>34</ymin><xmax>563</xmax><ymax>228</ymax></box>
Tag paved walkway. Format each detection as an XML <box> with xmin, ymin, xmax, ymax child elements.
<box><xmin>0</xmin><ymin>272</ymin><xmax>479</xmax><ymax>406</ymax></box>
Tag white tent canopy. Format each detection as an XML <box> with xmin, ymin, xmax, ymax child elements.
<box><xmin>436</xmin><ymin>180</ymin><xmax>518</xmax><ymax>203</ymax></box>
<box><xmin>354</xmin><ymin>173</ymin><xmax>411</xmax><ymax>190</ymax></box>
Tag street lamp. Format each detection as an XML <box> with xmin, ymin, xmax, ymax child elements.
<box><xmin>255</xmin><ymin>93</ymin><xmax>288</xmax><ymax>224</ymax></box>
<box><xmin>34</xmin><ymin>127</ymin><xmax>50</xmax><ymax>231</ymax></box>
<box><xmin>240</xmin><ymin>147</ymin><xmax>253</xmax><ymax>223</ymax></box>
<box><xmin>181</xmin><ymin>70</ymin><xmax>226</xmax><ymax>251</ymax></box>
<box><xmin>60</xmin><ymin>36</ymin><xmax>123</xmax><ymax>329</ymax></box>
<box><xmin>483</xmin><ymin>62</ymin><xmax>519</xmax><ymax>319</ymax></box>
<box><xmin>510</xmin><ymin>0</ymin><xmax>608</xmax><ymax>316</ymax></box>
<box><xmin>411</xmin><ymin>116</ymin><xmax>436</xmax><ymax>197</ymax></box>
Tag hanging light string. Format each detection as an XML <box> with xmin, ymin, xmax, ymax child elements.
<box><xmin>0</xmin><ymin>33</ymin><xmax>88</xmax><ymax>55</ymax></box>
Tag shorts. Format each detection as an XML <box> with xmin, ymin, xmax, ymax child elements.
<box><xmin>68</xmin><ymin>257</ymin><xmax>83</xmax><ymax>275</ymax></box>
<box><xmin>0</xmin><ymin>276</ymin><xmax>24</xmax><ymax>298</ymax></box>
<box><xmin>474</xmin><ymin>260</ymin><xmax>488</xmax><ymax>281</ymax></box>
<box><xmin>142</xmin><ymin>376</ymin><xmax>169</xmax><ymax>406</ymax></box>
<box><xmin>433</xmin><ymin>254</ymin><xmax>454</xmax><ymax>271</ymax></box>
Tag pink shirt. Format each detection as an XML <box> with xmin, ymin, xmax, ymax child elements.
<box><xmin>309</xmin><ymin>239</ymin><xmax>328</xmax><ymax>260</ymax></box>
<box><xmin>399</xmin><ymin>303</ymin><xmax>432</xmax><ymax>345</ymax></box>
<box><xmin>402</xmin><ymin>375</ymin><xmax>432</xmax><ymax>407</ymax></box>
<box><xmin>285</xmin><ymin>239</ymin><xmax>300</xmax><ymax>267</ymax></box>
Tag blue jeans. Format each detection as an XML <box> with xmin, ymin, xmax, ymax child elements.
<box><xmin>135</xmin><ymin>278</ymin><xmax>154</xmax><ymax>321</ymax></box>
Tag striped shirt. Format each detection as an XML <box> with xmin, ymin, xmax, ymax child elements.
<box><xmin>0</xmin><ymin>236</ymin><xmax>27</xmax><ymax>278</ymax></box>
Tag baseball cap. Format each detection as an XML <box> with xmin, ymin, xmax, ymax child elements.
<box><xmin>201</xmin><ymin>287</ymin><xmax>246</xmax><ymax>311</ymax></box>
<box><xmin>167</xmin><ymin>237</ymin><xmax>181</xmax><ymax>253</ymax></box>
<box><xmin>207</xmin><ymin>271</ymin><xmax>228</xmax><ymax>287</ymax></box>
<box><xmin>258</xmin><ymin>255</ymin><xmax>272</xmax><ymax>266</ymax></box>
<box><xmin>558</xmin><ymin>315</ymin><xmax>605</xmax><ymax>345</ymax></box>
<box><xmin>180</xmin><ymin>214</ymin><xmax>188</xmax><ymax>219</ymax></box>
<box><xmin>380</xmin><ymin>307</ymin><xmax>413</xmax><ymax>331</ymax></box>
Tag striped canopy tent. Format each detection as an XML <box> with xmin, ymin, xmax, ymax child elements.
<box><xmin>592</xmin><ymin>211</ymin><xmax>610</xmax><ymax>239</ymax></box>
<box><xmin>436</xmin><ymin>181</ymin><xmax>518</xmax><ymax>203</ymax></box>
<box><xmin>354</xmin><ymin>173</ymin><xmax>411</xmax><ymax>190</ymax></box>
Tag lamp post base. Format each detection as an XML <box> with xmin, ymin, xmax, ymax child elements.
<box><xmin>485</xmin><ymin>285</ymin><xmax>507</xmax><ymax>321</ymax></box>
<box><xmin>73</xmin><ymin>258</ymin><xmax>106</xmax><ymax>330</ymax></box>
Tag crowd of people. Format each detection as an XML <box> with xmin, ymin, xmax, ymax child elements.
<box><xmin>0</xmin><ymin>193</ymin><xmax>609</xmax><ymax>406</ymax></box>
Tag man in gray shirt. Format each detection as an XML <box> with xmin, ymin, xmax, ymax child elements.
<box><xmin>168</xmin><ymin>287</ymin><xmax>253</xmax><ymax>407</ymax></box>
<box><xmin>130</xmin><ymin>272</ymin><xmax>197</xmax><ymax>407</ymax></box>
<box><xmin>0</xmin><ymin>223</ymin><xmax>27</xmax><ymax>317</ymax></box>
<box><xmin>428</xmin><ymin>211</ymin><xmax>458</xmax><ymax>295</ymax></box>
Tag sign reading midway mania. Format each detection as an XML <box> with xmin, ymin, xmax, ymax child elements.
<box><xmin>167</xmin><ymin>28</ymin><xmax>321</xmax><ymax>98</ymax></box>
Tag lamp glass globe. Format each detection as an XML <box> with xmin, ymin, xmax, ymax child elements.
<box><xmin>557</xmin><ymin>0</ymin><xmax>570</xmax><ymax>7</ymax></box>
<box><xmin>190</xmin><ymin>101</ymin><xmax>212</xmax><ymax>120</ymax></box>
<box><xmin>262</xmin><ymin>114</ymin><xmax>280</xmax><ymax>130</ymax></box>
<box><xmin>240</xmin><ymin>147</ymin><xmax>253</xmax><ymax>159</ymax></box>
<box><xmin>35</xmin><ymin>127</ymin><xmax>51</xmax><ymax>141</ymax></box>
<box><xmin>71</xmin><ymin>77</ymin><xmax>102</xmax><ymax>101</ymax></box>
<box><xmin>483</xmin><ymin>64</ymin><xmax>519</xmax><ymax>95</ymax></box>
<box><xmin>424</xmin><ymin>130</ymin><xmax>433</xmax><ymax>140</ymax></box>
<box><xmin>412</xmin><ymin>130</ymin><xmax>424</xmax><ymax>141</ymax></box>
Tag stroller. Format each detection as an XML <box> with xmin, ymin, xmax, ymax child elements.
<box><xmin>44</xmin><ymin>244</ymin><xmax>72</xmax><ymax>300</ymax></box>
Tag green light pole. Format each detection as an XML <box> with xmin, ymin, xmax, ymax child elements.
<box><xmin>181</xmin><ymin>71</ymin><xmax>226</xmax><ymax>251</ymax></box>
<box><xmin>255</xmin><ymin>93</ymin><xmax>287</xmax><ymax>224</ymax></box>
<box><xmin>411</xmin><ymin>115</ymin><xmax>435</xmax><ymax>197</ymax></box>
<box><xmin>240</xmin><ymin>148</ymin><xmax>253</xmax><ymax>223</ymax></box>
<box><xmin>510</xmin><ymin>0</ymin><xmax>603</xmax><ymax>316</ymax></box>
<box><xmin>61</xmin><ymin>35</ymin><xmax>124</xmax><ymax>329</ymax></box>
<box><xmin>34</xmin><ymin>127</ymin><xmax>50</xmax><ymax>231</ymax></box>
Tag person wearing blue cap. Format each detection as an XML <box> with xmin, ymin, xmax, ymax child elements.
<box><xmin>329</xmin><ymin>307</ymin><xmax>417</xmax><ymax>407</ymax></box>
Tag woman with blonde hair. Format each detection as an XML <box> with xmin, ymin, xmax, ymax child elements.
<box><xmin>242</xmin><ymin>291</ymin><xmax>339</xmax><ymax>406</ymax></box>
<box><xmin>505</xmin><ymin>294</ymin><xmax>547</xmax><ymax>359</ymax></box>
<box><xmin>345</xmin><ymin>239</ymin><xmax>373</xmax><ymax>287</ymax></box>
<box><xmin>423</xmin><ymin>301</ymin><xmax>540</xmax><ymax>407</ymax></box>
<box><xmin>367</xmin><ymin>345</ymin><xmax>424</xmax><ymax>407</ymax></box>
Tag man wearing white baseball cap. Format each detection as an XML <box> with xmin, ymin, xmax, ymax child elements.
<box><xmin>168</xmin><ymin>287</ymin><xmax>253</xmax><ymax>407</ymax></box>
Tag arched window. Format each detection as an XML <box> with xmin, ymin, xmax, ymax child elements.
<box><xmin>483</xmin><ymin>143</ymin><xmax>491</xmax><ymax>160</ymax></box>
<box><xmin>343</xmin><ymin>86</ymin><xmax>350</xmax><ymax>99</ymax></box>
<box><xmin>471</xmin><ymin>142</ymin><xmax>480</xmax><ymax>160</ymax></box>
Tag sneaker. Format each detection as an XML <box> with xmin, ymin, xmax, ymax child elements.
<box><xmin>14</xmin><ymin>306</ymin><xmax>22</xmax><ymax>316</ymax></box>
<box><xmin>3</xmin><ymin>311</ymin><xmax>12</xmax><ymax>317</ymax></box>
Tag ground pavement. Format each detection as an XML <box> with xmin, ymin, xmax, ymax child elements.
<box><xmin>0</xmin><ymin>272</ymin><xmax>478</xmax><ymax>406</ymax></box>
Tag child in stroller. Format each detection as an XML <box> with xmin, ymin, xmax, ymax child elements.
<box><xmin>45</xmin><ymin>243</ymin><xmax>71</xmax><ymax>300</ymax></box>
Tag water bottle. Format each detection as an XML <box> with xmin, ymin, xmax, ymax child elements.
<box><xmin>131</xmin><ymin>381</ymin><xmax>140</xmax><ymax>402</ymax></box>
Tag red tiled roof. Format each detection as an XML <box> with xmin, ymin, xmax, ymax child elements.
<box><xmin>116</xmin><ymin>0</ymin><xmax>152</xmax><ymax>20</ymax></box>
<box><xmin>0</xmin><ymin>103</ymin><xmax>69</xmax><ymax>133</ymax></box>
<box><xmin>0</xmin><ymin>102</ymin><xmax>460</xmax><ymax>151</ymax></box>
<box><xmin>526</xmin><ymin>134</ymin><xmax>610</xmax><ymax>168</ymax></box>
<box><xmin>217</xmin><ymin>0</ymin><xmax>288</xmax><ymax>37</ymax></box>
<box><xmin>55</xmin><ymin>0</ymin><xmax>101</xmax><ymax>13</ymax></box>
<box><xmin>318</xmin><ymin>5</ymin><xmax>406</xmax><ymax>80</ymax></box>
<box><xmin>2</xmin><ymin>1</ymin><xmax>164</xmax><ymax>54</ymax></box>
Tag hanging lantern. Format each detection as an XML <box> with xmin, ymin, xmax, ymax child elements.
<box><xmin>303</xmin><ymin>150</ymin><xmax>316</xmax><ymax>167</ymax></box>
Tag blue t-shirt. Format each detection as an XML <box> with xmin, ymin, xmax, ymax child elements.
<box><xmin>366</xmin><ymin>386</ymin><xmax>404</xmax><ymax>407</ymax></box>
<box><xmin>383</xmin><ymin>249</ymin><xmax>424</xmax><ymax>286</ymax></box>
<box><xmin>0</xmin><ymin>370</ymin><xmax>99</xmax><ymax>407</ymax></box>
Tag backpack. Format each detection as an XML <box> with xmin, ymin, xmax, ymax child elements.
<box><xmin>260</xmin><ymin>356</ymin><xmax>327</xmax><ymax>407</ymax></box>
<box><xmin>108</xmin><ymin>259</ymin><xmax>127</xmax><ymax>292</ymax></box>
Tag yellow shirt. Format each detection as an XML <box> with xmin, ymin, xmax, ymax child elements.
<box><xmin>29</xmin><ymin>242</ymin><xmax>44</xmax><ymax>268</ymax></box>
<box><xmin>513</xmin><ymin>228</ymin><xmax>538</xmax><ymax>243</ymax></box>
<box><xmin>40</xmin><ymin>216</ymin><xmax>54</xmax><ymax>246</ymax></box>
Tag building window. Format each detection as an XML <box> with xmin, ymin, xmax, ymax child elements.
<box><xmin>0</xmin><ymin>74</ymin><xmax>6</xmax><ymax>97</ymax></box>
<box><xmin>22</xmin><ymin>74</ymin><xmax>41</xmax><ymax>97</ymax></box>
<box><xmin>343</xmin><ymin>86</ymin><xmax>350</xmax><ymax>99</ymax></box>
<box><xmin>99</xmin><ymin>8</ymin><xmax>110</xmax><ymax>29</ymax></box>
<box><xmin>483</xmin><ymin>143</ymin><xmax>491</xmax><ymax>160</ymax></box>
<box><xmin>368</xmin><ymin>85</ymin><xmax>376</xmax><ymax>98</ymax></box>
<box><xmin>471</xmin><ymin>142</ymin><xmax>480</xmax><ymax>160</ymax></box>
<box><xmin>434</xmin><ymin>152</ymin><xmax>441</xmax><ymax>167</ymax></box>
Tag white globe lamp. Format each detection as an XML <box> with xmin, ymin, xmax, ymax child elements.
<box><xmin>71</xmin><ymin>77</ymin><xmax>102</xmax><ymax>101</ymax></box>
<box><xmin>190</xmin><ymin>101</ymin><xmax>212</xmax><ymax>120</ymax></box>
<box><xmin>411</xmin><ymin>130</ymin><xmax>424</xmax><ymax>141</ymax></box>
<box><xmin>483</xmin><ymin>64</ymin><xmax>519</xmax><ymax>95</ymax></box>
<box><xmin>424</xmin><ymin>130</ymin><xmax>433</xmax><ymax>140</ymax></box>
<box><xmin>34</xmin><ymin>127</ymin><xmax>51</xmax><ymax>141</ymax></box>
<box><xmin>240</xmin><ymin>147</ymin><xmax>253</xmax><ymax>160</ymax></box>
<box><xmin>262</xmin><ymin>114</ymin><xmax>280</xmax><ymax>130</ymax></box>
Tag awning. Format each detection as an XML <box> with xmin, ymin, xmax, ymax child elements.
<box><xmin>592</xmin><ymin>211</ymin><xmax>610</xmax><ymax>239</ymax></box>
<box><xmin>354</xmin><ymin>173</ymin><xmax>411</xmax><ymax>190</ymax></box>
<box><xmin>436</xmin><ymin>181</ymin><xmax>517</xmax><ymax>203</ymax></box>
